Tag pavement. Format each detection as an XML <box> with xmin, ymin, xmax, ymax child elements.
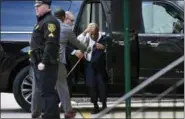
<box><xmin>0</xmin><ymin>93</ymin><xmax>184</xmax><ymax>118</ymax></box>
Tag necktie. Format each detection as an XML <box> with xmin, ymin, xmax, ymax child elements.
<box><xmin>84</xmin><ymin>37</ymin><xmax>90</xmax><ymax>60</ymax></box>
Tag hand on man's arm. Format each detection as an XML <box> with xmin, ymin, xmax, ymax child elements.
<box><xmin>95</xmin><ymin>43</ymin><xmax>105</xmax><ymax>50</ymax></box>
<box><xmin>71</xmin><ymin>50</ymin><xmax>84</xmax><ymax>59</ymax></box>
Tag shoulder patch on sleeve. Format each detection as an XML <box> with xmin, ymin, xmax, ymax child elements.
<box><xmin>48</xmin><ymin>23</ymin><xmax>56</xmax><ymax>38</ymax></box>
<box><xmin>48</xmin><ymin>23</ymin><xmax>56</xmax><ymax>32</ymax></box>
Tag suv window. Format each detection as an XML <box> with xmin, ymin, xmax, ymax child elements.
<box><xmin>142</xmin><ymin>1</ymin><xmax>184</xmax><ymax>34</ymax></box>
<box><xmin>76</xmin><ymin>1</ymin><xmax>107</xmax><ymax>35</ymax></box>
<box><xmin>1</xmin><ymin>0</ymin><xmax>82</xmax><ymax>32</ymax></box>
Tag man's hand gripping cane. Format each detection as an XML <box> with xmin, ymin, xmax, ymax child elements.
<box><xmin>66</xmin><ymin>47</ymin><xmax>91</xmax><ymax>77</ymax></box>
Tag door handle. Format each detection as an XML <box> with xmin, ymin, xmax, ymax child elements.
<box><xmin>112</xmin><ymin>40</ymin><xmax>124</xmax><ymax>46</ymax></box>
<box><xmin>118</xmin><ymin>41</ymin><xmax>124</xmax><ymax>46</ymax></box>
<box><xmin>147</xmin><ymin>41</ymin><xmax>159</xmax><ymax>47</ymax></box>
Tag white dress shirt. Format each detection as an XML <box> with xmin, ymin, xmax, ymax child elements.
<box><xmin>76</xmin><ymin>32</ymin><xmax>102</xmax><ymax>61</ymax></box>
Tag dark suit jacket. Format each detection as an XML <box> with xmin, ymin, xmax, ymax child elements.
<box><xmin>91</xmin><ymin>35</ymin><xmax>110</xmax><ymax>80</ymax></box>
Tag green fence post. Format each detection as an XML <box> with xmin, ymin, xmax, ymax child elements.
<box><xmin>123</xmin><ymin>0</ymin><xmax>131</xmax><ymax>118</ymax></box>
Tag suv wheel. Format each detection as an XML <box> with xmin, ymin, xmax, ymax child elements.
<box><xmin>13</xmin><ymin>66</ymin><xmax>32</xmax><ymax>112</ymax></box>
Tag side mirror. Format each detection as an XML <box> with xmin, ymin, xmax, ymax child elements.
<box><xmin>172</xmin><ymin>21</ymin><xmax>184</xmax><ymax>33</ymax></box>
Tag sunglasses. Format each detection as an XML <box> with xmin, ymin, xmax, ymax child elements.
<box><xmin>68</xmin><ymin>18</ymin><xmax>74</xmax><ymax>22</ymax></box>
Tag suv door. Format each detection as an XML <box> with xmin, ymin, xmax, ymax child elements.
<box><xmin>74</xmin><ymin>0</ymin><xmax>141</xmax><ymax>95</ymax></box>
<box><xmin>139</xmin><ymin>1</ymin><xmax>184</xmax><ymax>91</ymax></box>
<box><xmin>73</xmin><ymin>0</ymin><xmax>115</xmax><ymax>94</ymax></box>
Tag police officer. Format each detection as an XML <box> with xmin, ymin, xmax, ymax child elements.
<box><xmin>30</xmin><ymin>0</ymin><xmax>60</xmax><ymax>119</ymax></box>
<box><xmin>31</xmin><ymin>8</ymin><xmax>88</xmax><ymax>119</ymax></box>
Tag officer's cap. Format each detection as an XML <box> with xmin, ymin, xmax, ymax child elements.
<box><xmin>34</xmin><ymin>0</ymin><xmax>52</xmax><ymax>7</ymax></box>
<box><xmin>54</xmin><ymin>8</ymin><xmax>65</xmax><ymax>18</ymax></box>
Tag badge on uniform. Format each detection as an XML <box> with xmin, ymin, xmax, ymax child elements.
<box><xmin>35</xmin><ymin>25</ymin><xmax>39</xmax><ymax>30</ymax></box>
<box><xmin>48</xmin><ymin>23</ymin><xmax>56</xmax><ymax>38</ymax></box>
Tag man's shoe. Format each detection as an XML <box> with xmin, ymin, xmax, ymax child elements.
<box><xmin>31</xmin><ymin>114</ymin><xmax>40</xmax><ymax>118</ymax></box>
<box><xmin>91</xmin><ymin>108</ymin><xmax>100</xmax><ymax>114</ymax></box>
<box><xmin>64</xmin><ymin>110</ymin><xmax>76</xmax><ymax>119</ymax></box>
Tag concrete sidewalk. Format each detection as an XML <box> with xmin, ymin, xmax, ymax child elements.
<box><xmin>1</xmin><ymin>93</ymin><xmax>184</xmax><ymax>118</ymax></box>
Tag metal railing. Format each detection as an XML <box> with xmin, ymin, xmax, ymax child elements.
<box><xmin>131</xmin><ymin>78</ymin><xmax>184</xmax><ymax>117</ymax></box>
<box><xmin>95</xmin><ymin>55</ymin><xmax>184</xmax><ymax>118</ymax></box>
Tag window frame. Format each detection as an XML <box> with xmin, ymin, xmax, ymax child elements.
<box><xmin>141</xmin><ymin>0</ymin><xmax>184</xmax><ymax>34</ymax></box>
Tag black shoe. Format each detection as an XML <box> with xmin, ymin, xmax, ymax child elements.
<box><xmin>31</xmin><ymin>114</ymin><xmax>40</xmax><ymax>118</ymax></box>
<box><xmin>100</xmin><ymin>107</ymin><xmax>110</xmax><ymax>114</ymax></box>
<box><xmin>91</xmin><ymin>108</ymin><xmax>100</xmax><ymax>114</ymax></box>
<box><xmin>101</xmin><ymin>107</ymin><xmax>106</xmax><ymax>111</ymax></box>
<box><xmin>102</xmin><ymin>102</ymin><xmax>107</xmax><ymax>109</ymax></box>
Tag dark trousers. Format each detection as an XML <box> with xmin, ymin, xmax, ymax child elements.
<box><xmin>88</xmin><ymin>75</ymin><xmax>107</xmax><ymax>103</ymax></box>
<box><xmin>33</xmin><ymin>64</ymin><xmax>60</xmax><ymax>119</ymax></box>
<box><xmin>85</xmin><ymin>61</ymin><xmax>107</xmax><ymax>103</ymax></box>
<box><xmin>66</xmin><ymin>56</ymin><xmax>83</xmax><ymax>96</ymax></box>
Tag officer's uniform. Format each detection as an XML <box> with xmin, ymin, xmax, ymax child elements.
<box><xmin>30</xmin><ymin>0</ymin><xmax>60</xmax><ymax>119</ymax></box>
<box><xmin>31</xmin><ymin>8</ymin><xmax>88</xmax><ymax>118</ymax></box>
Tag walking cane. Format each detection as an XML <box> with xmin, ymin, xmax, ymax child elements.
<box><xmin>66</xmin><ymin>36</ymin><xmax>91</xmax><ymax>77</ymax></box>
<box><xmin>66</xmin><ymin>56</ymin><xmax>83</xmax><ymax>77</ymax></box>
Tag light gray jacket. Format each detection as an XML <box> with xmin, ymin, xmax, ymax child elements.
<box><xmin>58</xmin><ymin>19</ymin><xmax>87</xmax><ymax>64</ymax></box>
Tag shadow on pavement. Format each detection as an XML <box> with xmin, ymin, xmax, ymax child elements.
<box><xmin>0</xmin><ymin>108</ymin><xmax>27</xmax><ymax>113</ymax></box>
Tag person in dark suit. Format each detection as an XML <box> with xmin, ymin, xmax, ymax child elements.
<box><xmin>77</xmin><ymin>23</ymin><xmax>109</xmax><ymax>114</ymax></box>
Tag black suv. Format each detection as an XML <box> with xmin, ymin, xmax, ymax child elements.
<box><xmin>0</xmin><ymin>0</ymin><xmax>184</xmax><ymax>112</ymax></box>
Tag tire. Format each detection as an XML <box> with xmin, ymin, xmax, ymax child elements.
<box><xmin>13</xmin><ymin>66</ymin><xmax>32</xmax><ymax>112</ymax></box>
